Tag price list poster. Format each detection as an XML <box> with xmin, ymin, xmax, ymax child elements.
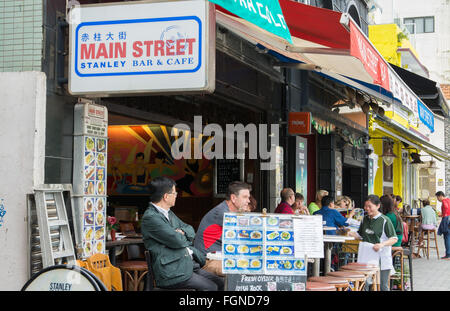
<box><xmin>222</xmin><ymin>213</ymin><xmax>307</xmax><ymax>277</ymax></box>
<box><xmin>73</xmin><ymin>102</ymin><xmax>108</xmax><ymax>259</ymax></box>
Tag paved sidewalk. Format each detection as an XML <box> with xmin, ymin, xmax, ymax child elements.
<box><xmin>412</xmin><ymin>231</ymin><xmax>450</xmax><ymax>291</ymax></box>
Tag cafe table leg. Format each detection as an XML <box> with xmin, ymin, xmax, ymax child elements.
<box><xmin>324</xmin><ymin>243</ymin><xmax>333</xmax><ymax>274</ymax></box>
<box><xmin>313</xmin><ymin>259</ymin><xmax>320</xmax><ymax>276</ymax></box>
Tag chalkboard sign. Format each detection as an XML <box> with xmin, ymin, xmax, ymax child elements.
<box><xmin>225</xmin><ymin>274</ymin><xmax>306</xmax><ymax>291</ymax></box>
<box><xmin>214</xmin><ymin>158</ymin><xmax>243</xmax><ymax>197</ymax></box>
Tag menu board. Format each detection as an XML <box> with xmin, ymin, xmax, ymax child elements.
<box><xmin>222</xmin><ymin>213</ymin><xmax>307</xmax><ymax>276</ymax></box>
<box><xmin>214</xmin><ymin>159</ymin><xmax>243</xmax><ymax>197</ymax></box>
<box><xmin>73</xmin><ymin>102</ymin><xmax>108</xmax><ymax>259</ymax></box>
<box><xmin>225</xmin><ymin>274</ymin><xmax>306</xmax><ymax>291</ymax></box>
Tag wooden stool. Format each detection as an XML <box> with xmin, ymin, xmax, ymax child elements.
<box><xmin>340</xmin><ymin>264</ymin><xmax>380</xmax><ymax>291</ymax></box>
<box><xmin>327</xmin><ymin>271</ymin><xmax>367</xmax><ymax>291</ymax></box>
<box><xmin>391</xmin><ymin>247</ymin><xmax>404</xmax><ymax>290</ymax></box>
<box><xmin>306</xmin><ymin>282</ymin><xmax>336</xmax><ymax>291</ymax></box>
<box><xmin>119</xmin><ymin>261</ymin><xmax>148</xmax><ymax>291</ymax></box>
<box><xmin>308</xmin><ymin>276</ymin><xmax>350</xmax><ymax>291</ymax></box>
<box><xmin>418</xmin><ymin>229</ymin><xmax>440</xmax><ymax>259</ymax></box>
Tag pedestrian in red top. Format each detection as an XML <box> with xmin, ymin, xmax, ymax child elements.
<box><xmin>436</xmin><ymin>191</ymin><xmax>450</xmax><ymax>259</ymax></box>
<box><xmin>274</xmin><ymin>188</ymin><xmax>295</xmax><ymax>214</ymax></box>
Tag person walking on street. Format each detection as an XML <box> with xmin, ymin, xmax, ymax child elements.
<box><xmin>436</xmin><ymin>191</ymin><xmax>450</xmax><ymax>259</ymax></box>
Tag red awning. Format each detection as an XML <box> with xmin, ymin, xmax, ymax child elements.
<box><xmin>279</xmin><ymin>0</ymin><xmax>349</xmax><ymax>50</ymax></box>
<box><xmin>216</xmin><ymin>0</ymin><xmax>391</xmax><ymax>92</ymax></box>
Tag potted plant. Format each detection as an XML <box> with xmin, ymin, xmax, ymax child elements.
<box><xmin>106</xmin><ymin>216</ymin><xmax>119</xmax><ymax>241</ymax></box>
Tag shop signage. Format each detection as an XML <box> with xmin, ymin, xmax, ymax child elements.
<box><xmin>288</xmin><ymin>112</ymin><xmax>311</xmax><ymax>135</ymax></box>
<box><xmin>69</xmin><ymin>0</ymin><xmax>215</xmax><ymax>95</ymax></box>
<box><xmin>388</xmin><ymin>68</ymin><xmax>417</xmax><ymax>114</ymax></box>
<box><xmin>349</xmin><ymin>20</ymin><xmax>389</xmax><ymax>91</ymax></box>
<box><xmin>295</xmin><ymin>136</ymin><xmax>307</xmax><ymax>203</ymax></box>
<box><xmin>417</xmin><ymin>99</ymin><xmax>434</xmax><ymax>133</ymax></box>
<box><xmin>209</xmin><ymin>0</ymin><xmax>292</xmax><ymax>44</ymax></box>
<box><xmin>21</xmin><ymin>266</ymin><xmax>100</xmax><ymax>291</ymax></box>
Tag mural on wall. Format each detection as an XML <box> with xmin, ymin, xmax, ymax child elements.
<box><xmin>107</xmin><ymin>125</ymin><xmax>213</xmax><ymax>197</ymax></box>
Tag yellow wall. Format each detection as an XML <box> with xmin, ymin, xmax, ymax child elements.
<box><xmin>369</xmin><ymin>24</ymin><xmax>422</xmax><ymax>69</ymax></box>
<box><xmin>369</xmin><ymin>24</ymin><xmax>401</xmax><ymax>66</ymax></box>
<box><xmin>369</xmin><ymin>127</ymin><xmax>403</xmax><ymax>198</ymax></box>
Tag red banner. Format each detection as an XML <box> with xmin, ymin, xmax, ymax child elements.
<box><xmin>349</xmin><ymin>21</ymin><xmax>390</xmax><ymax>91</ymax></box>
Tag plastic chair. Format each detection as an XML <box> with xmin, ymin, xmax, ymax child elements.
<box><xmin>144</xmin><ymin>250</ymin><xmax>195</xmax><ymax>291</ymax></box>
<box><xmin>85</xmin><ymin>253</ymin><xmax>123</xmax><ymax>291</ymax></box>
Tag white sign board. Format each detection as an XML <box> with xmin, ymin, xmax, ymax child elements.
<box><xmin>293</xmin><ymin>215</ymin><xmax>324</xmax><ymax>258</ymax></box>
<box><xmin>69</xmin><ymin>0</ymin><xmax>215</xmax><ymax>95</ymax></box>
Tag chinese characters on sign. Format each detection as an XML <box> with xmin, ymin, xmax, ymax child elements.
<box><xmin>69</xmin><ymin>0</ymin><xmax>215</xmax><ymax>95</ymax></box>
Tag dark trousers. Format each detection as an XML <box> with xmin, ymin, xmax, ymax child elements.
<box><xmin>444</xmin><ymin>232</ymin><xmax>450</xmax><ymax>257</ymax></box>
<box><xmin>163</xmin><ymin>262</ymin><xmax>224</xmax><ymax>291</ymax></box>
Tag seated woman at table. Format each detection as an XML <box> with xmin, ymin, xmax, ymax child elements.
<box><xmin>417</xmin><ymin>198</ymin><xmax>438</xmax><ymax>246</ymax></box>
<box><xmin>313</xmin><ymin>195</ymin><xmax>354</xmax><ymax>235</ymax></box>
<box><xmin>308</xmin><ymin>190</ymin><xmax>328</xmax><ymax>215</ymax></box>
<box><xmin>380</xmin><ymin>195</ymin><xmax>403</xmax><ymax>247</ymax></box>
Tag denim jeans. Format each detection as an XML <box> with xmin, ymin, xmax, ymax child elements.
<box><xmin>444</xmin><ymin>232</ymin><xmax>450</xmax><ymax>257</ymax></box>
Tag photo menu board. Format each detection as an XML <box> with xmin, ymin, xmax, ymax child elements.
<box><xmin>82</xmin><ymin>135</ymin><xmax>107</xmax><ymax>257</ymax></box>
<box><xmin>222</xmin><ymin>213</ymin><xmax>307</xmax><ymax>276</ymax></box>
<box><xmin>73</xmin><ymin>102</ymin><xmax>108</xmax><ymax>259</ymax></box>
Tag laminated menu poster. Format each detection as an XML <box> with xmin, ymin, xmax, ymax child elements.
<box><xmin>222</xmin><ymin>213</ymin><xmax>307</xmax><ymax>276</ymax></box>
<box><xmin>73</xmin><ymin>102</ymin><xmax>108</xmax><ymax>259</ymax></box>
<box><xmin>81</xmin><ymin>136</ymin><xmax>108</xmax><ymax>258</ymax></box>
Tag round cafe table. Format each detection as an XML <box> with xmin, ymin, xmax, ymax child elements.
<box><xmin>327</xmin><ymin>271</ymin><xmax>367</xmax><ymax>291</ymax></box>
<box><xmin>306</xmin><ymin>282</ymin><xmax>336</xmax><ymax>291</ymax></box>
<box><xmin>308</xmin><ymin>276</ymin><xmax>350</xmax><ymax>291</ymax></box>
<box><xmin>340</xmin><ymin>264</ymin><xmax>380</xmax><ymax>291</ymax></box>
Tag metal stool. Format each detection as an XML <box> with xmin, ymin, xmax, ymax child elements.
<box><xmin>308</xmin><ymin>276</ymin><xmax>350</xmax><ymax>291</ymax></box>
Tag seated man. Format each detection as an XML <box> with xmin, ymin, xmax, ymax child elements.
<box><xmin>314</xmin><ymin>195</ymin><xmax>353</xmax><ymax>235</ymax></box>
<box><xmin>194</xmin><ymin>181</ymin><xmax>252</xmax><ymax>276</ymax></box>
<box><xmin>141</xmin><ymin>177</ymin><xmax>223</xmax><ymax>290</ymax></box>
<box><xmin>274</xmin><ymin>188</ymin><xmax>295</xmax><ymax>214</ymax></box>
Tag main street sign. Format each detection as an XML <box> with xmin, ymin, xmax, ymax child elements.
<box><xmin>69</xmin><ymin>0</ymin><xmax>215</xmax><ymax>96</ymax></box>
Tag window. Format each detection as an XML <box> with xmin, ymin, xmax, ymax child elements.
<box><xmin>404</xmin><ymin>16</ymin><xmax>435</xmax><ymax>34</ymax></box>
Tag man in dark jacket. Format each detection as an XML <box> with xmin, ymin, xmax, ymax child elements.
<box><xmin>141</xmin><ymin>177</ymin><xmax>224</xmax><ymax>290</ymax></box>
